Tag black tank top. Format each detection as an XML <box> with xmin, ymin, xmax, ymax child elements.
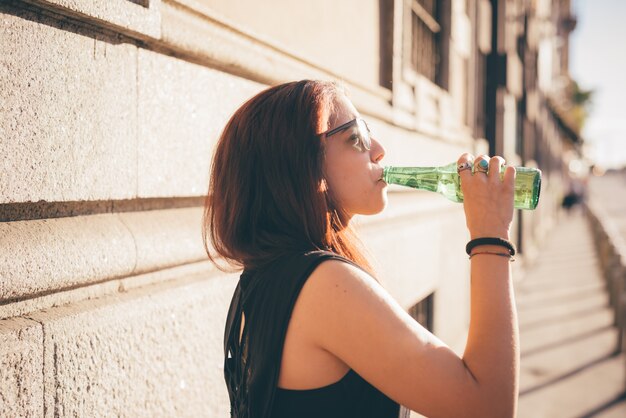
<box><xmin>223</xmin><ymin>250</ymin><xmax>408</xmax><ymax>418</ymax></box>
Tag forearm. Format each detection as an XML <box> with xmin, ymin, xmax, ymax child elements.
<box><xmin>462</xmin><ymin>248</ymin><xmax>520</xmax><ymax>416</ymax></box>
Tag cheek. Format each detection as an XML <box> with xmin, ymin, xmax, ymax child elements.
<box><xmin>323</xmin><ymin>151</ymin><xmax>345</xmax><ymax>189</ymax></box>
<box><xmin>324</xmin><ymin>167</ymin><xmax>351</xmax><ymax>205</ymax></box>
<box><xmin>323</xmin><ymin>148</ymin><xmax>373</xmax><ymax>208</ymax></box>
<box><xmin>327</xmin><ymin>167</ymin><xmax>371</xmax><ymax>209</ymax></box>
<box><xmin>325</xmin><ymin>169</ymin><xmax>351</xmax><ymax>199</ymax></box>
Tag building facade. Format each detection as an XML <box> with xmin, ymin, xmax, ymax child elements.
<box><xmin>1</xmin><ymin>0</ymin><xmax>577</xmax><ymax>415</ymax></box>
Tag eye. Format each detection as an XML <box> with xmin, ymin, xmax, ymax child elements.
<box><xmin>349</xmin><ymin>134</ymin><xmax>366</xmax><ymax>151</ymax></box>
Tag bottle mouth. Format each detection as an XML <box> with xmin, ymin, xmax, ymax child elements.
<box><xmin>379</xmin><ymin>166</ymin><xmax>388</xmax><ymax>182</ymax></box>
<box><xmin>531</xmin><ymin>170</ymin><xmax>542</xmax><ymax>209</ymax></box>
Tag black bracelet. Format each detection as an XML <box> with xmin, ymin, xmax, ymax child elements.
<box><xmin>466</xmin><ymin>237</ymin><xmax>516</xmax><ymax>256</ymax></box>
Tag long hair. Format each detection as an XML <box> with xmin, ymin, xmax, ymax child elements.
<box><xmin>202</xmin><ymin>80</ymin><xmax>371</xmax><ymax>272</ymax></box>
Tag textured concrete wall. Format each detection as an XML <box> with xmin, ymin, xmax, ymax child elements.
<box><xmin>0</xmin><ymin>317</ymin><xmax>44</xmax><ymax>417</ymax></box>
<box><xmin>200</xmin><ymin>0</ymin><xmax>381</xmax><ymax>89</ymax></box>
<box><xmin>0</xmin><ymin>208</ymin><xmax>210</xmax><ymax>304</ymax></box>
<box><xmin>1</xmin><ymin>0</ymin><xmax>481</xmax><ymax>415</ymax></box>
<box><xmin>0</xmin><ymin>6</ymin><xmax>262</xmax><ymax>204</ymax></box>
<box><xmin>1</xmin><ymin>266</ymin><xmax>237</xmax><ymax>417</ymax></box>
<box><xmin>30</xmin><ymin>270</ymin><xmax>236</xmax><ymax>418</ymax></box>
<box><xmin>1</xmin><ymin>8</ymin><xmax>137</xmax><ymax>203</ymax></box>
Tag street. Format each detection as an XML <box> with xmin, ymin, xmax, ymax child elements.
<box><xmin>516</xmin><ymin>172</ymin><xmax>626</xmax><ymax>417</ymax></box>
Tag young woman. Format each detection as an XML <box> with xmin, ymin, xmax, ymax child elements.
<box><xmin>204</xmin><ymin>80</ymin><xmax>519</xmax><ymax>418</ymax></box>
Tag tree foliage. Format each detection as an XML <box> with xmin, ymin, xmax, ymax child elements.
<box><xmin>567</xmin><ymin>79</ymin><xmax>594</xmax><ymax>133</ymax></box>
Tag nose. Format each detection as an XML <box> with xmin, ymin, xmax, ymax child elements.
<box><xmin>370</xmin><ymin>137</ymin><xmax>385</xmax><ymax>163</ymax></box>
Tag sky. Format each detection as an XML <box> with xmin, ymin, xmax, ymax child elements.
<box><xmin>570</xmin><ymin>0</ymin><xmax>626</xmax><ymax>169</ymax></box>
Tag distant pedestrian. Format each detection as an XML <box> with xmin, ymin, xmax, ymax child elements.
<box><xmin>562</xmin><ymin>176</ymin><xmax>588</xmax><ymax>214</ymax></box>
<box><xmin>562</xmin><ymin>190</ymin><xmax>581</xmax><ymax>212</ymax></box>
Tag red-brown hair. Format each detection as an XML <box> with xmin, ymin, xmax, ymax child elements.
<box><xmin>203</xmin><ymin>80</ymin><xmax>371</xmax><ymax>271</ymax></box>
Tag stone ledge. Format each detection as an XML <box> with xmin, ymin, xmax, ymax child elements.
<box><xmin>8</xmin><ymin>0</ymin><xmax>394</xmax><ymax>125</ymax></box>
<box><xmin>0</xmin><ymin>195</ymin><xmax>466</xmax><ymax>314</ymax></box>
<box><xmin>0</xmin><ymin>259</ymin><xmax>219</xmax><ymax>321</ymax></box>
<box><xmin>0</xmin><ymin>207</ymin><xmax>207</xmax><ymax>304</ymax></box>
<box><xmin>0</xmin><ymin>197</ymin><xmax>205</xmax><ymax>223</ymax></box>
<box><xmin>118</xmin><ymin>207</ymin><xmax>207</xmax><ymax>273</ymax></box>
<box><xmin>587</xmin><ymin>201</ymin><xmax>626</xmax><ymax>261</ymax></box>
<box><xmin>0</xmin><ymin>193</ymin><xmax>455</xmax><ymax>304</ymax></box>
<box><xmin>0</xmin><ymin>213</ymin><xmax>136</xmax><ymax>302</ymax></box>
<box><xmin>586</xmin><ymin>200</ymin><xmax>626</xmax><ymax>356</ymax></box>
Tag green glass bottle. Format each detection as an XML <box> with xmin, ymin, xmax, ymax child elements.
<box><xmin>382</xmin><ymin>163</ymin><xmax>541</xmax><ymax>210</ymax></box>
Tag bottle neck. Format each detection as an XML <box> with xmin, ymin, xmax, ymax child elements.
<box><xmin>382</xmin><ymin>166</ymin><xmax>443</xmax><ymax>193</ymax></box>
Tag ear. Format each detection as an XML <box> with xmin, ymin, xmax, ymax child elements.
<box><xmin>318</xmin><ymin>178</ymin><xmax>329</xmax><ymax>193</ymax></box>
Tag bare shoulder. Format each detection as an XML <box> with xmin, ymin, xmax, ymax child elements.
<box><xmin>300</xmin><ymin>259</ymin><xmax>400</xmax><ymax>319</ymax></box>
<box><xmin>305</xmin><ymin>258</ymin><xmax>381</xmax><ymax>298</ymax></box>
<box><xmin>293</xmin><ymin>258</ymin><xmax>478</xmax><ymax>416</ymax></box>
<box><xmin>297</xmin><ymin>258</ymin><xmax>428</xmax><ymax>347</ymax></box>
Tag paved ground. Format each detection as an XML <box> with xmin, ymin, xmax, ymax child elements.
<box><xmin>516</xmin><ymin>210</ymin><xmax>626</xmax><ymax>417</ymax></box>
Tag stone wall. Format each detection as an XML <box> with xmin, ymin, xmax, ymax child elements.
<box><xmin>586</xmin><ymin>173</ymin><xmax>626</xmax><ymax>379</ymax></box>
<box><xmin>1</xmin><ymin>0</ymin><xmax>566</xmax><ymax>415</ymax></box>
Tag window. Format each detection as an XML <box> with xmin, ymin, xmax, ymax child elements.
<box><xmin>409</xmin><ymin>0</ymin><xmax>446</xmax><ymax>87</ymax></box>
<box><xmin>408</xmin><ymin>293</ymin><xmax>434</xmax><ymax>332</ymax></box>
<box><xmin>379</xmin><ymin>0</ymin><xmax>395</xmax><ymax>89</ymax></box>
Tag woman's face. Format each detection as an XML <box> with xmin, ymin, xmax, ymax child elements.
<box><xmin>322</xmin><ymin>94</ymin><xmax>388</xmax><ymax>220</ymax></box>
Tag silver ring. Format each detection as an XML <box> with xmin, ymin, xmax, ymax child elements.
<box><xmin>457</xmin><ymin>162</ymin><xmax>472</xmax><ymax>174</ymax></box>
<box><xmin>475</xmin><ymin>159</ymin><xmax>489</xmax><ymax>174</ymax></box>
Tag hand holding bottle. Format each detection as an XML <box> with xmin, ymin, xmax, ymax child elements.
<box><xmin>382</xmin><ymin>159</ymin><xmax>541</xmax><ymax>210</ymax></box>
<box><xmin>457</xmin><ymin>154</ymin><xmax>516</xmax><ymax>240</ymax></box>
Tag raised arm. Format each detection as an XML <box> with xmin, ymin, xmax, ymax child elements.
<box><xmin>457</xmin><ymin>153</ymin><xmax>519</xmax><ymax>417</ymax></box>
<box><xmin>292</xmin><ymin>153</ymin><xmax>518</xmax><ymax>417</ymax></box>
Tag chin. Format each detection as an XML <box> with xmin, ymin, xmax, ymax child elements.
<box><xmin>376</xmin><ymin>186</ymin><xmax>389</xmax><ymax>212</ymax></box>
<box><xmin>361</xmin><ymin>195</ymin><xmax>388</xmax><ymax>216</ymax></box>
<box><xmin>374</xmin><ymin>197</ymin><xmax>388</xmax><ymax>214</ymax></box>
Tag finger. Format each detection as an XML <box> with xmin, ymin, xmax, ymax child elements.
<box><xmin>457</xmin><ymin>153</ymin><xmax>474</xmax><ymax>164</ymax></box>
<box><xmin>457</xmin><ymin>153</ymin><xmax>474</xmax><ymax>179</ymax></box>
<box><xmin>488</xmin><ymin>156</ymin><xmax>506</xmax><ymax>182</ymax></box>
<box><xmin>503</xmin><ymin>165</ymin><xmax>516</xmax><ymax>186</ymax></box>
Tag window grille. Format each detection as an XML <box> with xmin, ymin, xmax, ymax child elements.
<box><xmin>410</xmin><ymin>0</ymin><xmax>441</xmax><ymax>83</ymax></box>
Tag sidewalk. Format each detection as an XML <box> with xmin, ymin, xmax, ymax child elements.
<box><xmin>516</xmin><ymin>211</ymin><xmax>626</xmax><ymax>417</ymax></box>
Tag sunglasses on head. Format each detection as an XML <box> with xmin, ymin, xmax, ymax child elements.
<box><xmin>322</xmin><ymin>118</ymin><xmax>372</xmax><ymax>151</ymax></box>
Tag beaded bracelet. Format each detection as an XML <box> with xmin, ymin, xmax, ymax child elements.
<box><xmin>466</xmin><ymin>237</ymin><xmax>516</xmax><ymax>256</ymax></box>
<box><xmin>469</xmin><ymin>251</ymin><xmax>515</xmax><ymax>262</ymax></box>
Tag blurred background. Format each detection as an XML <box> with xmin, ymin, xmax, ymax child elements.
<box><xmin>570</xmin><ymin>0</ymin><xmax>626</xmax><ymax>171</ymax></box>
<box><xmin>1</xmin><ymin>0</ymin><xmax>625</xmax><ymax>416</ymax></box>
